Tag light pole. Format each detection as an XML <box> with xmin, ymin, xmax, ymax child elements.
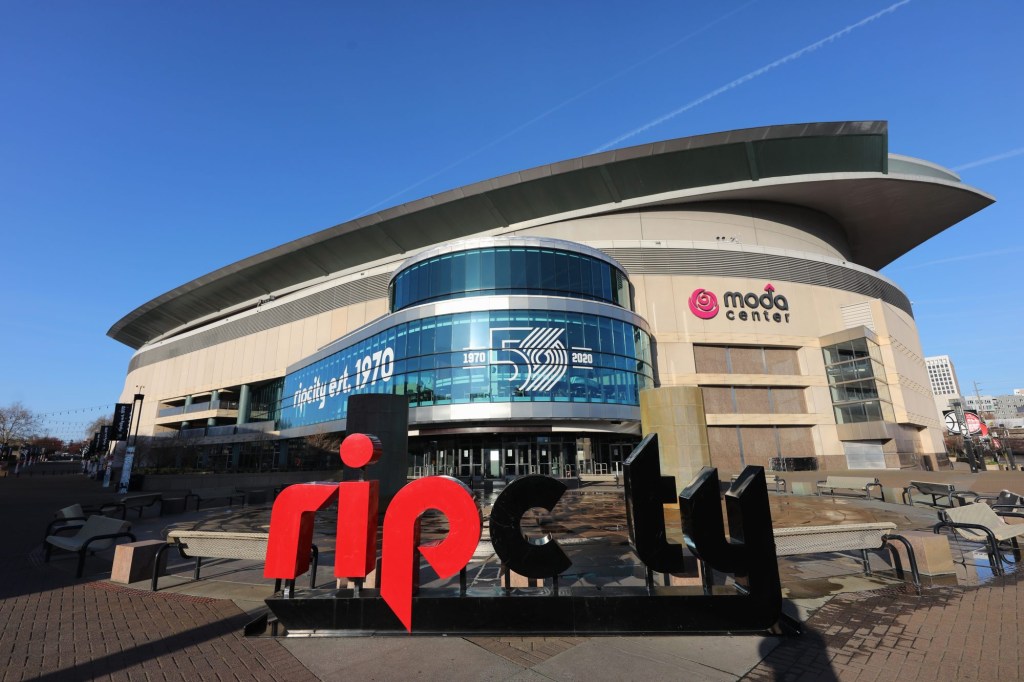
<box><xmin>950</xmin><ymin>399</ymin><xmax>980</xmax><ymax>473</ymax></box>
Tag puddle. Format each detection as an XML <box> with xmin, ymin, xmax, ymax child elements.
<box><xmin>783</xmin><ymin>578</ymin><xmax>845</xmax><ymax>599</ymax></box>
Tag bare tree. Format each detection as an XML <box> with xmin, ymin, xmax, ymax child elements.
<box><xmin>84</xmin><ymin>415</ymin><xmax>109</xmax><ymax>441</ymax></box>
<box><xmin>0</xmin><ymin>402</ymin><xmax>40</xmax><ymax>450</ymax></box>
<box><xmin>304</xmin><ymin>428</ymin><xmax>342</xmax><ymax>458</ymax></box>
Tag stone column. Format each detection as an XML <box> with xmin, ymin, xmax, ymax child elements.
<box><xmin>181</xmin><ymin>395</ymin><xmax>192</xmax><ymax>430</ymax></box>
<box><xmin>236</xmin><ymin>384</ymin><xmax>251</xmax><ymax>425</ymax></box>
<box><xmin>639</xmin><ymin>386</ymin><xmax>710</xmax><ymax>494</ymax></box>
<box><xmin>207</xmin><ymin>389</ymin><xmax>219</xmax><ymax>427</ymax></box>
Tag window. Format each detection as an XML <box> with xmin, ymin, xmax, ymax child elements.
<box><xmin>389</xmin><ymin>246</ymin><xmax>632</xmax><ymax>312</ymax></box>
<box><xmin>693</xmin><ymin>345</ymin><xmax>800</xmax><ymax>375</ymax></box>
<box><xmin>821</xmin><ymin>337</ymin><xmax>893</xmax><ymax>425</ymax></box>
<box><xmin>279</xmin><ymin>310</ymin><xmax>653</xmax><ymax>429</ymax></box>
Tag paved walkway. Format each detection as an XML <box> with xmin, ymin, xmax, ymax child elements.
<box><xmin>2</xmin><ymin>471</ymin><xmax>1023</xmax><ymax>681</ymax></box>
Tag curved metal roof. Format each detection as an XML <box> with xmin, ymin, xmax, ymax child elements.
<box><xmin>108</xmin><ymin>121</ymin><xmax>993</xmax><ymax>349</ymax></box>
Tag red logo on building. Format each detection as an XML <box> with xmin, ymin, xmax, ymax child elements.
<box><xmin>688</xmin><ymin>288</ymin><xmax>719</xmax><ymax>319</ymax></box>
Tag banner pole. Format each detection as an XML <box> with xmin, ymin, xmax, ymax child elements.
<box><xmin>117</xmin><ymin>392</ymin><xmax>145</xmax><ymax>494</ymax></box>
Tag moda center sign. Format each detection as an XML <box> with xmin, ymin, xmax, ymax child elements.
<box><xmin>688</xmin><ymin>283</ymin><xmax>791</xmax><ymax>324</ymax></box>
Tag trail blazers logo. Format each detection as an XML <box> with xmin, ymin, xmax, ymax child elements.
<box><xmin>489</xmin><ymin>327</ymin><xmax>593</xmax><ymax>392</ymax></box>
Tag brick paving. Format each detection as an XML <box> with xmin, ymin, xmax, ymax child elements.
<box><xmin>745</xmin><ymin>568</ymin><xmax>1024</xmax><ymax>681</ymax></box>
<box><xmin>0</xmin><ymin>473</ymin><xmax>319</xmax><ymax>682</ymax></box>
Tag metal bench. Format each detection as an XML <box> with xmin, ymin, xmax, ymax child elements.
<box><xmin>903</xmin><ymin>481</ymin><xmax>976</xmax><ymax>508</ymax></box>
<box><xmin>151</xmin><ymin>530</ymin><xmax>318</xmax><ymax>593</ymax></box>
<box><xmin>933</xmin><ymin>503</ymin><xmax>1024</xmax><ymax>576</ymax></box>
<box><xmin>960</xmin><ymin>489</ymin><xmax>1024</xmax><ymax>512</ymax></box>
<box><xmin>774</xmin><ymin>521</ymin><xmax>920</xmax><ymax>593</ymax></box>
<box><xmin>120</xmin><ymin>493</ymin><xmax>164</xmax><ymax>518</ymax></box>
<box><xmin>731</xmin><ymin>473</ymin><xmax>787</xmax><ymax>493</ymax></box>
<box><xmin>156</xmin><ymin>489</ymin><xmax>198</xmax><ymax>514</ymax></box>
<box><xmin>816</xmin><ymin>476</ymin><xmax>884</xmax><ymax>501</ymax></box>
<box><xmin>192</xmin><ymin>487</ymin><xmax>246</xmax><ymax>510</ymax></box>
<box><xmin>43</xmin><ymin>503</ymin><xmax>89</xmax><ymax>539</ymax></box>
<box><xmin>44</xmin><ymin>515</ymin><xmax>137</xmax><ymax>577</ymax></box>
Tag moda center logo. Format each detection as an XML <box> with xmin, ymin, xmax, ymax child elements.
<box><xmin>688</xmin><ymin>283</ymin><xmax>791</xmax><ymax>324</ymax></box>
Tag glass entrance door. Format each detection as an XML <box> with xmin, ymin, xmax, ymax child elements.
<box><xmin>457</xmin><ymin>447</ymin><xmax>484</xmax><ymax>476</ymax></box>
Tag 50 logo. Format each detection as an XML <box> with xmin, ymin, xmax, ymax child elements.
<box><xmin>463</xmin><ymin>327</ymin><xmax>595</xmax><ymax>393</ymax></box>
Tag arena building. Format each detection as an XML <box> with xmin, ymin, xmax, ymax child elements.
<box><xmin>109</xmin><ymin>121</ymin><xmax>993</xmax><ymax>485</ymax></box>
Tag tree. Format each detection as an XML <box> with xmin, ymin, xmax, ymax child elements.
<box><xmin>942</xmin><ymin>433</ymin><xmax>964</xmax><ymax>460</ymax></box>
<box><xmin>29</xmin><ymin>435</ymin><xmax>65</xmax><ymax>455</ymax></box>
<box><xmin>304</xmin><ymin>428</ymin><xmax>342</xmax><ymax>458</ymax></box>
<box><xmin>84</xmin><ymin>415</ymin><xmax>110</xmax><ymax>441</ymax></box>
<box><xmin>0</xmin><ymin>402</ymin><xmax>40</xmax><ymax>450</ymax></box>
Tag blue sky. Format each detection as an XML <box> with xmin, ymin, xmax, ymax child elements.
<box><xmin>2</xmin><ymin>1</ymin><xmax>1021</xmax><ymax>441</ymax></box>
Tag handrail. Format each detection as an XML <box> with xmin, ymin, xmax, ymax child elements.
<box><xmin>881</xmin><ymin>533</ymin><xmax>922</xmax><ymax>595</ymax></box>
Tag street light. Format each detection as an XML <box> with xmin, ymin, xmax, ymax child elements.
<box><xmin>950</xmin><ymin>398</ymin><xmax>984</xmax><ymax>473</ymax></box>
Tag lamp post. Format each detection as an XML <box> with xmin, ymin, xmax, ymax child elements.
<box><xmin>951</xmin><ymin>399</ymin><xmax>981</xmax><ymax>473</ymax></box>
<box><xmin>1000</xmin><ymin>426</ymin><xmax>1017</xmax><ymax>471</ymax></box>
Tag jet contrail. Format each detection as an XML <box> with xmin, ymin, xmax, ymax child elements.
<box><xmin>593</xmin><ymin>0</ymin><xmax>913</xmax><ymax>153</ymax></box>
<box><xmin>886</xmin><ymin>246</ymin><xmax>1024</xmax><ymax>272</ymax></box>
<box><xmin>350</xmin><ymin>1</ymin><xmax>760</xmax><ymax>219</ymax></box>
<box><xmin>953</xmin><ymin>147</ymin><xmax>1024</xmax><ymax>172</ymax></box>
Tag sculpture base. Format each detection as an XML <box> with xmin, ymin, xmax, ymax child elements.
<box><xmin>264</xmin><ymin>584</ymin><xmax>783</xmax><ymax>636</ymax></box>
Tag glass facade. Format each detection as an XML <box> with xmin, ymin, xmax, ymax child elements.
<box><xmin>822</xmin><ymin>337</ymin><xmax>895</xmax><ymax>424</ymax></box>
<box><xmin>389</xmin><ymin>246</ymin><xmax>631</xmax><ymax>312</ymax></box>
<box><xmin>280</xmin><ymin>309</ymin><xmax>653</xmax><ymax>430</ymax></box>
<box><xmin>248</xmin><ymin>379</ymin><xmax>283</xmax><ymax>423</ymax></box>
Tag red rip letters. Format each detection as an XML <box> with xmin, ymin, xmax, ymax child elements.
<box><xmin>264</xmin><ymin>433</ymin><xmax>482</xmax><ymax>631</ymax></box>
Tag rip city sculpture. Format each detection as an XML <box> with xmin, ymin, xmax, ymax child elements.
<box><xmin>262</xmin><ymin>432</ymin><xmax>783</xmax><ymax>635</ymax></box>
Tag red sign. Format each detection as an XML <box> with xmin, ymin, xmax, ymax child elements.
<box><xmin>944</xmin><ymin>410</ymin><xmax>985</xmax><ymax>435</ymax></box>
<box><xmin>265</xmin><ymin>433</ymin><xmax>481</xmax><ymax>631</ymax></box>
<box><xmin>688</xmin><ymin>288</ymin><xmax>719</xmax><ymax>319</ymax></box>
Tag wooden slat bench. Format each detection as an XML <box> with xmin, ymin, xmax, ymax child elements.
<box><xmin>151</xmin><ymin>530</ymin><xmax>318</xmax><ymax>593</ymax></box>
<box><xmin>774</xmin><ymin>521</ymin><xmax>920</xmax><ymax>593</ymax></box>
<box><xmin>816</xmin><ymin>476</ymin><xmax>884</xmax><ymax>501</ymax></box>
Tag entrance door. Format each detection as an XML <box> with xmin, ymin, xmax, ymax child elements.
<box><xmin>537</xmin><ymin>444</ymin><xmax>551</xmax><ymax>476</ymax></box>
<box><xmin>608</xmin><ymin>443</ymin><xmax>633</xmax><ymax>476</ymax></box>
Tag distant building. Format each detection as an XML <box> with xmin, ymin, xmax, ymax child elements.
<box><xmin>966</xmin><ymin>393</ymin><xmax>1024</xmax><ymax>422</ymax></box>
<box><xmin>964</xmin><ymin>395</ymin><xmax>997</xmax><ymax>413</ymax></box>
<box><xmin>926</xmin><ymin>355</ymin><xmax>963</xmax><ymax>417</ymax></box>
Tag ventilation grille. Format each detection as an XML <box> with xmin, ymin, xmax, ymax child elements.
<box><xmin>128</xmin><ymin>273</ymin><xmax>391</xmax><ymax>372</ymax></box>
<box><xmin>603</xmin><ymin>248</ymin><xmax>911</xmax><ymax>315</ymax></box>
<box><xmin>840</xmin><ymin>302</ymin><xmax>876</xmax><ymax>332</ymax></box>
